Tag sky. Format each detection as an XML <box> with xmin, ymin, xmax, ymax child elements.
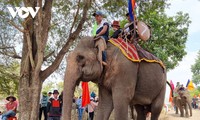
<box><xmin>164</xmin><ymin>0</ymin><xmax>200</xmax><ymax>102</ymax></box>
<box><xmin>166</xmin><ymin>0</ymin><xmax>200</xmax><ymax>86</ymax></box>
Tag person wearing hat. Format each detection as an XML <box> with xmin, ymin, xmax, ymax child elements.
<box><xmin>124</xmin><ymin>13</ymin><xmax>135</xmax><ymax>40</ymax></box>
<box><xmin>1</xmin><ymin>96</ymin><xmax>17</xmax><ymax>120</ymax></box>
<box><xmin>92</xmin><ymin>11</ymin><xmax>109</xmax><ymax>67</ymax></box>
<box><xmin>110</xmin><ymin>20</ymin><xmax>122</xmax><ymax>39</ymax></box>
<box><xmin>87</xmin><ymin>97</ymin><xmax>98</xmax><ymax>120</ymax></box>
<box><xmin>47</xmin><ymin>90</ymin><xmax>62</xmax><ymax>120</ymax></box>
<box><xmin>39</xmin><ymin>91</ymin><xmax>48</xmax><ymax>120</ymax></box>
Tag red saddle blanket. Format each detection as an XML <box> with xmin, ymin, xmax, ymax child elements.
<box><xmin>109</xmin><ymin>38</ymin><xmax>165</xmax><ymax>68</ymax></box>
<box><xmin>109</xmin><ymin>38</ymin><xmax>140</xmax><ymax>62</ymax></box>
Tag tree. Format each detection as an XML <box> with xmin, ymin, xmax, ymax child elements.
<box><xmin>0</xmin><ymin>62</ymin><xmax>19</xmax><ymax>97</ymax></box>
<box><xmin>1</xmin><ymin>0</ymin><xmax>92</xmax><ymax>119</ymax></box>
<box><xmin>191</xmin><ymin>50</ymin><xmax>200</xmax><ymax>86</ymax></box>
<box><xmin>0</xmin><ymin>0</ymin><xmax>191</xmax><ymax>119</ymax></box>
<box><xmin>136</xmin><ymin>0</ymin><xmax>190</xmax><ymax>70</ymax></box>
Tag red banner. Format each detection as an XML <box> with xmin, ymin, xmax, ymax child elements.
<box><xmin>81</xmin><ymin>82</ymin><xmax>90</xmax><ymax>107</ymax></box>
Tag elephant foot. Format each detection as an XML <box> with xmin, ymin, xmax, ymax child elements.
<box><xmin>180</xmin><ymin>114</ymin><xmax>184</xmax><ymax>117</ymax></box>
<box><xmin>186</xmin><ymin>114</ymin><xmax>189</xmax><ymax>118</ymax></box>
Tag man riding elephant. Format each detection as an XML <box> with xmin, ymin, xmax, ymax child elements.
<box><xmin>92</xmin><ymin>11</ymin><xmax>109</xmax><ymax>68</ymax></box>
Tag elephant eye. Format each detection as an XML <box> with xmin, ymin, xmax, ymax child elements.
<box><xmin>76</xmin><ymin>55</ymin><xmax>85</xmax><ymax>62</ymax></box>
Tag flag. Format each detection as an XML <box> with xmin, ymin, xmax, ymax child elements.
<box><xmin>169</xmin><ymin>80</ymin><xmax>174</xmax><ymax>103</ymax></box>
<box><xmin>186</xmin><ymin>79</ymin><xmax>195</xmax><ymax>90</ymax></box>
<box><xmin>81</xmin><ymin>82</ymin><xmax>90</xmax><ymax>107</ymax></box>
<box><xmin>169</xmin><ymin>90</ymin><xmax>173</xmax><ymax>103</ymax></box>
<box><xmin>170</xmin><ymin>80</ymin><xmax>175</xmax><ymax>90</ymax></box>
<box><xmin>186</xmin><ymin>79</ymin><xmax>190</xmax><ymax>87</ymax></box>
<box><xmin>131</xmin><ymin>0</ymin><xmax>136</xmax><ymax>11</ymax></box>
<box><xmin>128</xmin><ymin>0</ymin><xmax>136</xmax><ymax>21</ymax></box>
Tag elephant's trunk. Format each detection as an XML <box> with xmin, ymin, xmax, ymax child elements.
<box><xmin>63</xmin><ymin>54</ymin><xmax>81</xmax><ymax>120</ymax></box>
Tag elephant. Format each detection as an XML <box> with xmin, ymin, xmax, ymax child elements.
<box><xmin>62</xmin><ymin>36</ymin><xmax>166</xmax><ymax>120</ymax></box>
<box><xmin>173</xmin><ymin>89</ymin><xmax>192</xmax><ymax>117</ymax></box>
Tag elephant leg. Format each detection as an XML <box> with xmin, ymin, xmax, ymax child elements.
<box><xmin>150</xmin><ymin>85</ymin><xmax>165</xmax><ymax>120</ymax></box>
<box><xmin>185</xmin><ymin>104</ymin><xmax>189</xmax><ymax>117</ymax></box>
<box><xmin>179</xmin><ymin>106</ymin><xmax>184</xmax><ymax>117</ymax></box>
<box><xmin>135</xmin><ymin>105</ymin><xmax>146</xmax><ymax>120</ymax></box>
<box><xmin>175</xmin><ymin>106</ymin><xmax>178</xmax><ymax>114</ymax></box>
<box><xmin>188</xmin><ymin>102</ymin><xmax>192</xmax><ymax>116</ymax></box>
<box><xmin>96</xmin><ymin>86</ymin><xmax>113</xmax><ymax>120</ymax></box>
<box><xmin>112</xmin><ymin>90</ymin><xmax>129</xmax><ymax>120</ymax></box>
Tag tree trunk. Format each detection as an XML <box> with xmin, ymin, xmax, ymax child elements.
<box><xmin>17</xmin><ymin>0</ymin><xmax>91</xmax><ymax>119</ymax></box>
<box><xmin>18</xmin><ymin>75</ymin><xmax>42</xmax><ymax>120</ymax></box>
<box><xmin>18</xmin><ymin>0</ymin><xmax>53</xmax><ymax>119</ymax></box>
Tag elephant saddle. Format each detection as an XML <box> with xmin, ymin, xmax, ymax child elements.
<box><xmin>109</xmin><ymin>38</ymin><xmax>165</xmax><ymax>68</ymax></box>
<box><xmin>109</xmin><ymin>38</ymin><xmax>140</xmax><ymax>62</ymax></box>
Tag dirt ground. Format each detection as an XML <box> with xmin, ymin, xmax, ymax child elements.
<box><xmin>159</xmin><ymin>109</ymin><xmax>200</xmax><ymax>120</ymax></box>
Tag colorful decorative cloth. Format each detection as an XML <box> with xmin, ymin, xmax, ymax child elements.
<box><xmin>109</xmin><ymin>38</ymin><xmax>140</xmax><ymax>62</ymax></box>
<box><xmin>108</xmin><ymin>38</ymin><xmax>165</xmax><ymax>69</ymax></box>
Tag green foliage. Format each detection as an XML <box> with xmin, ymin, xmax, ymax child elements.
<box><xmin>191</xmin><ymin>50</ymin><xmax>200</xmax><ymax>86</ymax></box>
<box><xmin>189</xmin><ymin>88</ymin><xmax>200</xmax><ymax>97</ymax></box>
<box><xmin>1</xmin><ymin>0</ymin><xmax>22</xmax><ymax>6</ymax></box>
<box><xmin>135</xmin><ymin>0</ymin><xmax>190</xmax><ymax>70</ymax></box>
<box><xmin>95</xmin><ymin>0</ymin><xmax>190</xmax><ymax>70</ymax></box>
<box><xmin>139</xmin><ymin>11</ymin><xmax>190</xmax><ymax>70</ymax></box>
<box><xmin>0</xmin><ymin>61</ymin><xmax>19</xmax><ymax>97</ymax></box>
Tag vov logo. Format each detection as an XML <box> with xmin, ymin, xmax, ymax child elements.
<box><xmin>7</xmin><ymin>7</ymin><xmax>40</xmax><ymax>18</ymax></box>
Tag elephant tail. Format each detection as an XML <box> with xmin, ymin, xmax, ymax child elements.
<box><xmin>166</xmin><ymin>81</ymin><xmax>174</xmax><ymax>97</ymax></box>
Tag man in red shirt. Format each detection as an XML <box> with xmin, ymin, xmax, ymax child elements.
<box><xmin>47</xmin><ymin>90</ymin><xmax>62</xmax><ymax>120</ymax></box>
<box><xmin>1</xmin><ymin>96</ymin><xmax>17</xmax><ymax>120</ymax></box>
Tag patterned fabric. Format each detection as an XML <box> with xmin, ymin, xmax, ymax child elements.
<box><xmin>109</xmin><ymin>38</ymin><xmax>139</xmax><ymax>62</ymax></box>
<box><xmin>109</xmin><ymin>38</ymin><xmax>165</xmax><ymax>69</ymax></box>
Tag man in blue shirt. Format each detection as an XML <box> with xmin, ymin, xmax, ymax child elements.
<box><xmin>76</xmin><ymin>96</ymin><xmax>84</xmax><ymax>120</ymax></box>
<box><xmin>93</xmin><ymin>11</ymin><xmax>109</xmax><ymax>67</ymax></box>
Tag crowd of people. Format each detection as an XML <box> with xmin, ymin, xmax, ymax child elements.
<box><xmin>0</xmin><ymin>90</ymin><xmax>98</xmax><ymax>120</ymax></box>
<box><xmin>38</xmin><ymin>90</ymin><xmax>98</xmax><ymax>120</ymax></box>
<box><xmin>75</xmin><ymin>92</ymin><xmax>98</xmax><ymax>120</ymax></box>
<box><xmin>192</xmin><ymin>94</ymin><xmax>200</xmax><ymax>109</ymax></box>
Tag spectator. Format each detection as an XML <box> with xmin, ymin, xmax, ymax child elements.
<box><xmin>76</xmin><ymin>96</ymin><xmax>84</xmax><ymax>120</ymax></box>
<box><xmin>48</xmin><ymin>91</ymin><xmax>52</xmax><ymax>98</ymax></box>
<box><xmin>39</xmin><ymin>91</ymin><xmax>48</xmax><ymax>120</ymax></box>
<box><xmin>47</xmin><ymin>90</ymin><xmax>62</xmax><ymax>120</ymax></box>
<box><xmin>1</xmin><ymin>96</ymin><xmax>17</xmax><ymax>120</ymax></box>
<box><xmin>90</xmin><ymin>92</ymin><xmax>96</xmax><ymax>100</ymax></box>
<box><xmin>192</xmin><ymin>95</ymin><xmax>198</xmax><ymax>109</ymax></box>
<box><xmin>88</xmin><ymin>97</ymin><xmax>98</xmax><ymax>120</ymax></box>
<box><xmin>0</xmin><ymin>111</ymin><xmax>2</xmax><ymax>119</ymax></box>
